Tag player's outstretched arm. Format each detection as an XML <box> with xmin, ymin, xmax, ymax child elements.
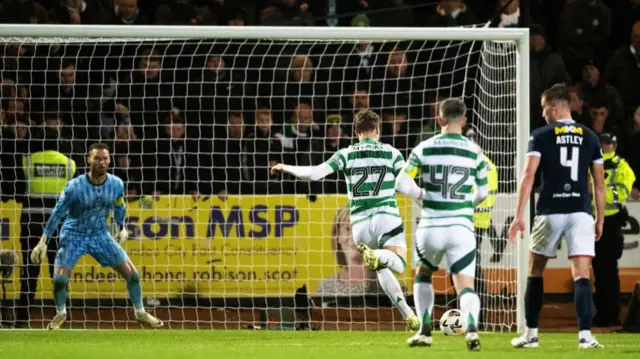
<box><xmin>32</xmin><ymin>185</ymin><xmax>73</xmax><ymax>264</ymax></box>
<box><xmin>271</xmin><ymin>150</ymin><xmax>343</xmax><ymax>181</ymax></box>
<box><xmin>270</xmin><ymin>162</ymin><xmax>336</xmax><ymax>181</ymax></box>
<box><xmin>395</xmin><ymin>169</ymin><xmax>424</xmax><ymax>200</ymax></box>
<box><xmin>509</xmin><ymin>154</ymin><xmax>540</xmax><ymax>242</ymax></box>
<box><xmin>395</xmin><ymin>148</ymin><xmax>424</xmax><ymax>200</ymax></box>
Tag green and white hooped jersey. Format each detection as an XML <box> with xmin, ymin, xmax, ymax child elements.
<box><xmin>327</xmin><ymin>139</ymin><xmax>405</xmax><ymax>225</ymax></box>
<box><xmin>404</xmin><ymin>133</ymin><xmax>488</xmax><ymax>231</ymax></box>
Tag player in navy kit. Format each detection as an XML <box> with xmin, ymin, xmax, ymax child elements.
<box><xmin>508</xmin><ymin>84</ymin><xmax>605</xmax><ymax>349</ymax></box>
<box><xmin>30</xmin><ymin>143</ymin><xmax>163</xmax><ymax>330</ymax></box>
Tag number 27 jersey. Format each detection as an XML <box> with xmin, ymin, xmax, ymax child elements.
<box><xmin>527</xmin><ymin>119</ymin><xmax>603</xmax><ymax>216</ymax></box>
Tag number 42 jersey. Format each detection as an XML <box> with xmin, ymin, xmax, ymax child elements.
<box><xmin>527</xmin><ymin>119</ymin><xmax>603</xmax><ymax>216</ymax></box>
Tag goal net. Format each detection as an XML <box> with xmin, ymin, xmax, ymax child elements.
<box><xmin>0</xmin><ymin>25</ymin><xmax>528</xmax><ymax>331</ymax></box>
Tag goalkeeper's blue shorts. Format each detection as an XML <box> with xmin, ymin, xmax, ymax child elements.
<box><xmin>54</xmin><ymin>232</ymin><xmax>129</xmax><ymax>269</ymax></box>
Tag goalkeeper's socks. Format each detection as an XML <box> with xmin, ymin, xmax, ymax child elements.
<box><xmin>126</xmin><ymin>272</ymin><xmax>144</xmax><ymax>313</ymax></box>
<box><xmin>377</xmin><ymin>268</ymin><xmax>414</xmax><ymax>319</ymax></box>
<box><xmin>459</xmin><ymin>288</ymin><xmax>480</xmax><ymax>332</ymax></box>
<box><xmin>373</xmin><ymin>249</ymin><xmax>406</xmax><ymax>274</ymax></box>
<box><xmin>525</xmin><ymin>276</ymin><xmax>544</xmax><ymax>328</ymax></box>
<box><xmin>574</xmin><ymin>278</ymin><xmax>593</xmax><ymax>333</ymax></box>
<box><xmin>52</xmin><ymin>274</ymin><xmax>69</xmax><ymax>314</ymax></box>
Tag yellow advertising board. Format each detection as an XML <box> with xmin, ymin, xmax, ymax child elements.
<box><xmin>0</xmin><ymin>195</ymin><xmax>414</xmax><ymax>299</ymax></box>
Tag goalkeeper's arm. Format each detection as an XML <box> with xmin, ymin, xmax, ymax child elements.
<box><xmin>271</xmin><ymin>162</ymin><xmax>335</xmax><ymax>181</ymax></box>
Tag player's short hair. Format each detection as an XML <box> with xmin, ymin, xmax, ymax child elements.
<box><xmin>354</xmin><ymin>109</ymin><xmax>380</xmax><ymax>133</ymax></box>
<box><xmin>439</xmin><ymin>98</ymin><xmax>466</xmax><ymax>124</ymax></box>
<box><xmin>88</xmin><ymin>143</ymin><xmax>110</xmax><ymax>154</ymax></box>
<box><xmin>542</xmin><ymin>83</ymin><xmax>571</xmax><ymax>105</ymax></box>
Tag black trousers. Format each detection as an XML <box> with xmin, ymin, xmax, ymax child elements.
<box><xmin>16</xmin><ymin>212</ymin><xmax>59</xmax><ymax>324</ymax></box>
<box><xmin>592</xmin><ymin>214</ymin><xmax>624</xmax><ymax>323</ymax></box>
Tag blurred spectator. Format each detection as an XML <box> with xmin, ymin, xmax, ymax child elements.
<box><xmin>31</xmin><ymin>59</ymin><xmax>100</xmax><ymax>147</ymax></box>
<box><xmin>558</xmin><ymin>0</ymin><xmax>612</xmax><ymax>82</ymax></box>
<box><xmin>218</xmin><ymin>3</ymin><xmax>247</xmax><ymax>26</ymax></box>
<box><xmin>424</xmin><ymin>0</ymin><xmax>476</xmax><ymax>27</ymax></box>
<box><xmin>114</xmin><ymin>0</ymin><xmax>147</xmax><ymax>25</ymax></box>
<box><xmin>626</xmin><ymin>105</ymin><xmax>640</xmax><ymax>200</ymax></box>
<box><xmin>246</xmin><ymin>106</ymin><xmax>284</xmax><ymax>194</ymax></box>
<box><xmin>380</xmin><ymin>109</ymin><xmax>409</xmax><ymax>159</ymax></box>
<box><xmin>154</xmin><ymin>0</ymin><xmax>213</xmax><ymax>25</ymax></box>
<box><xmin>110</xmin><ymin>120</ymin><xmax>143</xmax><ymax>196</ymax></box>
<box><xmin>579</xmin><ymin>61</ymin><xmax>625</xmax><ymax>130</ymax></box>
<box><xmin>414</xmin><ymin>94</ymin><xmax>443</xmax><ymax>145</ymax></box>
<box><xmin>144</xmin><ymin>108</ymin><xmax>201</xmax><ymax>196</ymax></box>
<box><xmin>496</xmin><ymin>0</ymin><xmax>524</xmax><ymax>28</ymax></box>
<box><xmin>569</xmin><ymin>85</ymin><xmax>590</xmax><ymax>125</ymax></box>
<box><xmin>341</xmin><ymin>86</ymin><xmax>370</xmax><ymax>130</ymax></box>
<box><xmin>530</xmin><ymin>24</ymin><xmax>571</xmax><ymax>127</ymax></box>
<box><xmin>115</xmin><ymin>48</ymin><xmax>174</xmax><ymax>143</ymax></box>
<box><xmin>308</xmin><ymin>122</ymin><xmax>350</xmax><ymax>194</ymax></box>
<box><xmin>603</xmin><ymin>21</ymin><xmax>640</xmax><ymax>119</ymax></box>
<box><xmin>371</xmin><ymin>47</ymin><xmax>424</xmax><ymax>136</ymax></box>
<box><xmin>260</xmin><ymin>0</ymin><xmax>314</xmax><ymax>26</ymax></box>
<box><xmin>0</xmin><ymin>0</ymin><xmax>49</xmax><ymax>24</ymax></box>
<box><xmin>604</xmin><ymin>0</ymin><xmax>640</xmax><ymax>52</ymax></box>
<box><xmin>587</xmin><ymin>101</ymin><xmax>622</xmax><ymax>150</ymax></box>
<box><xmin>214</xmin><ymin>111</ymin><xmax>249</xmax><ymax>196</ymax></box>
<box><xmin>49</xmin><ymin>0</ymin><xmax>116</xmax><ymax>24</ymax></box>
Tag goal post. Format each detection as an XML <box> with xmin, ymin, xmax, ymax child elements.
<box><xmin>0</xmin><ymin>24</ymin><xmax>529</xmax><ymax>331</ymax></box>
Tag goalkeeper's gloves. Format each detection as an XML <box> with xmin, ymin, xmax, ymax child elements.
<box><xmin>30</xmin><ymin>235</ymin><xmax>48</xmax><ymax>264</ymax></box>
<box><xmin>114</xmin><ymin>226</ymin><xmax>128</xmax><ymax>246</ymax></box>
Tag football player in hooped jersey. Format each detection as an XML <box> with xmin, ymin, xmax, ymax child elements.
<box><xmin>509</xmin><ymin>84</ymin><xmax>605</xmax><ymax>349</ymax></box>
<box><xmin>271</xmin><ymin>109</ymin><xmax>422</xmax><ymax>330</ymax></box>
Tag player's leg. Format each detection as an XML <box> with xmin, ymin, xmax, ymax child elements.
<box><xmin>511</xmin><ymin>215</ymin><xmax>562</xmax><ymax>348</ymax></box>
<box><xmin>566</xmin><ymin>213</ymin><xmax>603</xmax><ymax>348</ymax></box>
<box><xmin>92</xmin><ymin>234</ymin><xmax>163</xmax><ymax>328</ymax></box>
<box><xmin>406</xmin><ymin>226</ymin><xmax>445</xmax><ymax>347</ymax></box>
<box><xmin>354</xmin><ymin>216</ymin><xmax>417</xmax><ymax>329</ymax></box>
<box><xmin>445</xmin><ymin>226</ymin><xmax>482</xmax><ymax>351</ymax></box>
<box><xmin>48</xmin><ymin>236</ymin><xmax>83</xmax><ymax>330</ymax></box>
<box><xmin>356</xmin><ymin>216</ymin><xmax>406</xmax><ymax>274</ymax></box>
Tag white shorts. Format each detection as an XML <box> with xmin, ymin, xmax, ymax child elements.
<box><xmin>530</xmin><ymin>212</ymin><xmax>595</xmax><ymax>258</ymax></box>
<box><xmin>351</xmin><ymin>213</ymin><xmax>406</xmax><ymax>250</ymax></box>
<box><xmin>413</xmin><ymin>225</ymin><xmax>477</xmax><ymax>277</ymax></box>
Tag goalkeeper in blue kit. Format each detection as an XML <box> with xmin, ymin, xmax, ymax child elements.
<box><xmin>31</xmin><ymin>143</ymin><xmax>163</xmax><ymax>330</ymax></box>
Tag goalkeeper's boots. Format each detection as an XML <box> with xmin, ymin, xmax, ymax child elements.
<box><xmin>465</xmin><ymin>325</ymin><xmax>481</xmax><ymax>352</ymax></box>
<box><xmin>578</xmin><ymin>337</ymin><xmax>604</xmax><ymax>349</ymax></box>
<box><xmin>136</xmin><ymin>311</ymin><xmax>164</xmax><ymax>328</ymax></box>
<box><xmin>356</xmin><ymin>243</ymin><xmax>379</xmax><ymax>271</ymax></box>
<box><xmin>47</xmin><ymin>312</ymin><xmax>67</xmax><ymax>330</ymax></box>
<box><xmin>407</xmin><ymin>315</ymin><xmax>432</xmax><ymax>347</ymax></box>
<box><xmin>511</xmin><ymin>335</ymin><xmax>539</xmax><ymax>348</ymax></box>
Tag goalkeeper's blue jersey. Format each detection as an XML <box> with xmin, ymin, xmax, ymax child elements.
<box><xmin>44</xmin><ymin>174</ymin><xmax>126</xmax><ymax>237</ymax></box>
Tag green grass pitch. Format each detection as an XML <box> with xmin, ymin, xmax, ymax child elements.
<box><xmin>1</xmin><ymin>331</ymin><xmax>638</xmax><ymax>359</ymax></box>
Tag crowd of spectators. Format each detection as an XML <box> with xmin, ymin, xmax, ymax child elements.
<box><xmin>0</xmin><ymin>0</ymin><xmax>638</xmax><ymax>201</ymax></box>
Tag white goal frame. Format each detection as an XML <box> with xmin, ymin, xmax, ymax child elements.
<box><xmin>0</xmin><ymin>24</ymin><xmax>530</xmax><ymax>332</ymax></box>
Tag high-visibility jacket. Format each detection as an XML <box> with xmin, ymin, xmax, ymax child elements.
<box><xmin>21</xmin><ymin>150</ymin><xmax>76</xmax><ymax>213</ymax></box>
<box><xmin>474</xmin><ymin>155</ymin><xmax>498</xmax><ymax>229</ymax></box>
<box><xmin>601</xmin><ymin>152</ymin><xmax>635</xmax><ymax>217</ymax></box>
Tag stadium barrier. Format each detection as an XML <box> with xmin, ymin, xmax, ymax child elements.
<box><xmin>1</xmin><ymin>194</ymin><xmax>639</xmax><ymax>300</ymax></box>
